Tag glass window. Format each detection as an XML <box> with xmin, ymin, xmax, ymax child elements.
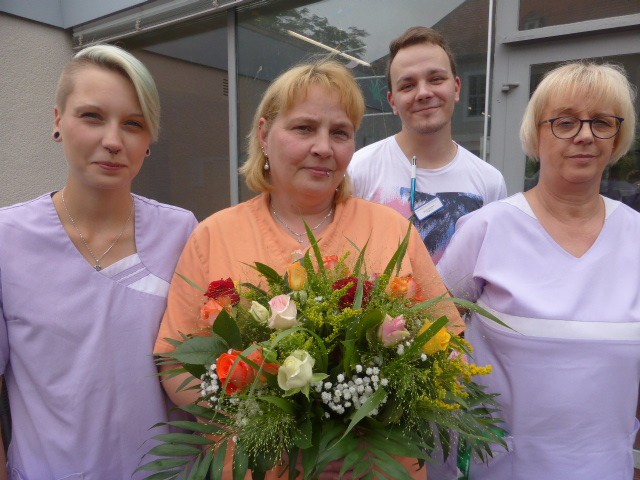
<box><xmin>466</xmin><ymin>74</ymin><xmax>486</xmax><ymax>117</ymax></box>
<box><xmin>120</xmin><ymin>15</ymin><xmax>230</xmax><ymax>221</ymax></box>
<box><xmin>236</xmin><ymin>0</ymin><xmax>490</xmax><ymax>200</ymax></box>
<box><xmin>524</xmin><ymin>54</ymin><xmax>640</xmax><ymax>213</ymax></box>
<box><xmin>519</xmin><ymin>0</ymin><xmax>640</xmax><ymax>30</ymax></box>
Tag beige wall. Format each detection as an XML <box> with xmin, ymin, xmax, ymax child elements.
<box><xmin>0</xmin><ymin>13</ymin><xmax>73</xmax><ymax>207</ymax></box>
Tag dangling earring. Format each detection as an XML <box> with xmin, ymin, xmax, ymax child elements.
<box><xmin>53</xmin><ymin>131</ymin><xmax>61</xmax><ymax>140</ymax></box>
<box><xmin>264</xmin><ymin>159</ymin><xmax>270</xmax><ymax>171</ymax></box>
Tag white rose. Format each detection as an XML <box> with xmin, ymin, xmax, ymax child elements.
<box><xmin>268</xmin><ymin>294</ymin><xmax>298</xmax><ymax>329</ymax></box>
<box><xmin>249</xmin><ymin>301</ymin><xmax>269</xmax><ymax>323</ymax></box>
<box><xmin>278</xmin><ymin>350</ymin><xmax>315</xmax><ymax>390</ymax></box>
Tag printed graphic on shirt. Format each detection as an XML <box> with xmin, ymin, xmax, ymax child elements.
<box><xmin>398</xmin><ymin>188</ymin><xmax>483</xmax><ymax>263</ymax></box>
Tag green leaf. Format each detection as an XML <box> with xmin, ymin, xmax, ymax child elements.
<box><xmin>341</xmin><ymin>339</ymin><xmax>356</xmax><ymax>374</ymax></box>
<box><xmin>135</xmin><ymin>458</ymin><xmax>190</xmax><ymax>472</ymax></box>
<box><xmin>148</xmin><ymin>443</ymin><xmax>202</xmax><ymax>457</ymax></box>
<box><xmin>141</xmin><ymin>471</ymin><xmax>180</xmax><ymax>480</ymax></box>
<box><xmin>293</xmin><ymin>418</ymin><xmax>313</xmax><ymax>448</ymax></box>
<box><xmin>352</xmin><ymin>276</ymin><xmax>365</xmax><ymax>310</ymax></box>
<box><xmin>270</xmin><ymin>326</ymin><xmax>328</xmax><ymax>373</ymax></box>
<box><xmin>382</xmin><ymin>224</ymin><xmax>412</xmax><ymax>277</ymax></box>
<box><xmin>238</xmin><ymin>282</ymin><xmax>270</xmax><ymax>298</ymax></box>
<box><xmin>175</xmin><ymin>272</ymin><xmax>206</xmax><ymax>293</ymax></box>
<box><xmin>450</xmin><ymin>297</ymin><xmax>515</xmax><ymax>331</ymax></box>
<box><xmin>356</xmin><ymin>309</ymin><xmax>384</xmax><ymax>342</ymax></box>
<box><xmin>253</xmin><ymin>395</ymin><xmax>298</xmax><ymax>415</ymax></box>
<box><xmin>152</xmin><ymin>433</ymin><xmax>215</xmax><ymax>446</ymax></box>
<box><xmin>209</xmin><ymin>440</ymin><xmax>228</xmax><ymax>480</ymax></box>
<box><xmin>365</xmin><ymin>430</ymin><xmax>428</xmax><ymax>459</ymax></box>
<box><xmin>188</xmin><ymin>450</ymin><xmax>214</xmax><ymax>480</ymax></box>
<box><xmin>371</xmin><ymin>453</ymin><xmax>415</xmax><ymax>480</ymax></box>
<box><xmin>338</xmin><ymin>387</ymin><xmax>387</xmax><ymax>442</ymax></box>
<box><xmin>211</xmin><ymin>309</ymin><xmax>243</xmax><ymax>350</ymax></box>
<box><xmin>171</xmin><ymin>336</ymin><xmax>228</xmax><ymax>366</ymax></box>
<box><xmin>233</xmin><ymin>444</ymin><xmax>249</xmax><ymax>480</ymax></box>
<box><xmin>351</xmin><ymin>237</ymin><xmax>370</xmax><ymax>277</ymax></box>
<box><xmin>181</xmin><ymin>364</ymin><xmax>205</xmax><ymax>381</ymax></box>
<box><xmin>339</xmin><ymin>448</ymin><xmax>367</xmax><ymax>478</ymax></box>
<box><xmin>163</xmin><ymin>420</ymin><xmax>228</xmax><ymax>435</ymax></box>
<box><xmin>253</xmin><ymin>262</ymin><xmax>286</xmax><ymax>288</ymax></box>
<box><xmin>305</xmin><ymin>222</ymin><xmax>326</xmax><ymax>276</ymax></box>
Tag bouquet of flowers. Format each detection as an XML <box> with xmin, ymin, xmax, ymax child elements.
<box><xmin>139</xmin><ymin>227</ymin><xmax>506</xmax><ymax>479</ymax></box>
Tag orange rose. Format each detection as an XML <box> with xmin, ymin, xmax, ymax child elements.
<box><xmin>201</xmin><ymin>298</ymin><xmax>224</xmax><ymax>325</ymax></box>
<box><xmin>386</xmin><ymin>276</ymin><xmax>422</xmax><ymax>300</ymax></box>
<box><xmin>323</xmin><ymin>255</ymin><xmax>339</xmax><ymax>270</ymax></box>
<box><xmin>287</xmin><ymin>262</ymin><xmax>307</xmax><ymax>291</ymax></box>
<box><xmin>216</xmin><ymin>348</ymin><xmax>279</xmax><ymax>394</ymax></box>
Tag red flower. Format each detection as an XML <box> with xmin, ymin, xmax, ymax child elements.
<box><xmin>216</xmin><ymin>348</ymin><xmax>279</xmax><ymax>395</ymax></box>
<box><xmin>205</xmin><ymin>278</ymin><xmax>240</xmax><ymax>306</ymax></box>
<box><xmin>332</xmin><ymin>276</ymin><xmax>373</xmax><ymax>309</ymax></box>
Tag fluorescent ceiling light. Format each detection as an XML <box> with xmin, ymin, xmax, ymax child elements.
<box><xmin>287</xmin><ymin>30</ymin><xmax>371</xmax><ymax>68</ymax></box>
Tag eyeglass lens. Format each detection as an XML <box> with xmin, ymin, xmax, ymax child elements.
<box><xmin>552</xmin><ymin>116</ymin><xmax>621</xmax><ymax>139</ymax></box>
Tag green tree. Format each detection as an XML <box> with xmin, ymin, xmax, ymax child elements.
<box><xmin>250</xmin><ymin>7</ymin><xmax>369</xmax><ymax>58</ymax></box>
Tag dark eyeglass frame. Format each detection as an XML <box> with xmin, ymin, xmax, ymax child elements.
<box><xmin>539</xmin><ymin>115</ymin><xmax>624</xmax><ymax>140</ymax></box>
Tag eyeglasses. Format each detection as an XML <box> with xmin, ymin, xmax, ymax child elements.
<box><xmin>539</xmin><ymin>115</ymin><xmax>624</xmax><ymax>140</ymax></box>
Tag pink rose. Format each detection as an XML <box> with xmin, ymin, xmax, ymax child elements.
<box><xmin>268</xmin><ymin>294</ymin><xmax>298</xmax><ymax>329</ymax></box>
<box><xmin>378</xmin><ymin>314</ymin><xmax>410</xmax><ymax>347</ymax></box>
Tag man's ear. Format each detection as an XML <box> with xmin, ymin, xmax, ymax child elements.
<box><xmin>387</xmin><ymin>91</ymin><xmax>398</xmax><ymax>115</ymax></box>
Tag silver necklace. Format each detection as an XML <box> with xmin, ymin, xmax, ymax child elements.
<box><xmin>272</xmin><ymin>205</ymin><xmax>334</xmax><ymax>244</ymax></box>
<box><xmin>60</xmin><ymin>189</ymin><xmax>134</xmax><ymax>271</ymax></box>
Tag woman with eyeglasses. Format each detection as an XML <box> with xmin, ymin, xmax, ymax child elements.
<box><xmin>436</xmin><ymin>62</ymin><xmax>639</xmax><ymax>479</ymax></box>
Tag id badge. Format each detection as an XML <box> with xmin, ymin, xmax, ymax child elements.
<box><xmin>414</xmin><ymin>197</ymin><xmax>444</xmax><ymax>220</ymax></box>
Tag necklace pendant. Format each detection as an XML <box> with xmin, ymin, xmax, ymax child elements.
<box><xmin>95</xmin><ymin>264</ymin><xmax>102</xmax><ymax>271</ymax></box>
<box><xmin>297</xmin><ymin>238</ymin><xmax>303</xmax><ymax>244</ymax></box>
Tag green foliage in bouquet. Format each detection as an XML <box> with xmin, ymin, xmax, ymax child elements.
<box><xmin>138</xmin><ymin>226</ymin><xmax>508</xmax><ymax>479</ymax></box>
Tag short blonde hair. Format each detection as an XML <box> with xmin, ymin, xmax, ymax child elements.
<box><xmin>55</xmin><ymin>44</ymin><xmax>161</xmax><ymax>141</ymax></box>
<box><xmin>240</xmin><ymin>59</ymin><xmax>365</xmax><ymax>203</ymax></box>
<box><xmin>520</xmin><ymin>62</ymin><xmax>636</xmax><ymax>165</ymax></box>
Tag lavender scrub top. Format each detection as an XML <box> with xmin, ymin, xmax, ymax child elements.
<box><xmin>437</xmin><ymin>193</ymin><xmax>640</xmax><ymax>480</ymax></box>
<box><xmin>0</xmin><ymin>193</ymin><xmax>197</xmax><ymax>480</ymax></box>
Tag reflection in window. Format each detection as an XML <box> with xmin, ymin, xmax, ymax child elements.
<box><xmin>467</xmin><ymin>74</ymin><xmax>486</xmax><ymax>117</ymax></box>
<box><xmin>236</xmin><ymin>0</ymin><xmax>490</xmax><ymax>201</ymax></box>
<box><xmin>519</xmin><ymin>0</ymin><xmax>640</xmax><ymax>30</ymax></box>
<box><xmin>121</xmin><ymin>17</ymin><xmax>230</xmax><ymax>220</ymax></box>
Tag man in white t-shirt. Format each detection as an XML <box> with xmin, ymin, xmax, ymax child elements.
<box><xmin>349</xmin><ymin>26</ymin><xmax>507</xmax><ymax>263</ymax></box>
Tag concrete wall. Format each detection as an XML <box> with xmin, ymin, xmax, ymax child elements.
<box><xmin>0</xmin><ymin>13</ymin><xmax>73</xmax><ymax>207</ymax></box>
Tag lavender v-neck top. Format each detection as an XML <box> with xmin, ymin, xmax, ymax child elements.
<box><xmin>0</xmin><ymin>193</ymin><xmax>197</xmax><ymax>480</ymax></box>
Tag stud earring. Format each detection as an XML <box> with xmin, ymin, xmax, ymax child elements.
<box><xmin>53</xmin><ymin>131</ymin><xmax>60</xmax><ymax>140</ymax></box>
<box><xmin>146</xmin><ymin>148</ymin><xmax>150</xmax><ymax>156</ymax></box>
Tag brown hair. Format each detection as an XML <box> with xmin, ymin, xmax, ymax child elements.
<box><xmin>387</xmin><ymin>26</ymin><xmax>457</xmax><ymax>92</ymax></box>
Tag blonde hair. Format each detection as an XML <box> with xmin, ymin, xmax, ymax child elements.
<box><xmin>520</xmin><ymin>62</ymin><xmax>636</xmax><ymax>165</ymax></box>
<box><xmin>240</xmin><ymin>59</ymin><xmax>365</xmax><ymax>202</ymax></box>
<box><xmin>55</xmin><ymin>44</ymin><xmax>161</xmax><ymax>141</ymax></box>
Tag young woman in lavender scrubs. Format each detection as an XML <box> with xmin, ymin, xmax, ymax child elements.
<box><xmin>0</xmin><ymin>45</ymin><xmax>197</xmax><ymax>479</ymax></box>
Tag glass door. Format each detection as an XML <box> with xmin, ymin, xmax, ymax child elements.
<box><xmin>490</xmin><ymin>0</ymin><xmax>640</xmax><ymax>199</ymax></box>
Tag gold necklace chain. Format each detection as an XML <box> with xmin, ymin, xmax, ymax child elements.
<box><xmin>271</xmin><ymin>205</ymin><xmax>333</xmax><ymax>244</ymax></box>
<box><xmin>60</xmin><ymin>189</ymin><xmax>134</xmax><ymax>271</ymax></box>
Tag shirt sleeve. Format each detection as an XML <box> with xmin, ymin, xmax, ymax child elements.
<box><xmin>406</xmin><ymin>224</ymin><xmax>463</xmax><ymax>331</ymax></box>
<box><xmin>0</xmin><ymin>270</ymin><xmax>8</xmax><ymax>374</ymax></box>
<box><xmin>436</xmin><ymin>210</ymin><xmax>488</xmax><ymax>303</ymax></box>
<box><xmin>155</xmin><ymin>224</ymin><xmax>211</xmax><ymax>354</ymax></box>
